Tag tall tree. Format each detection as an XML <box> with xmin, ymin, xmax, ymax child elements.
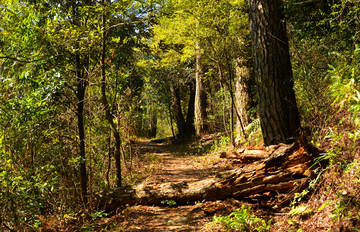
<box><xmin>249</xmin><ymin>0</ymin><xmax>300</xmax><ymax>145</ymax></box>
<box><xmin>100</xmin><ymin>0</ymin><xmax>122</xmax><ymax>187</ymax></box>
<box><xmin>194</xmin><ymin>45</ymin><xmax>208</xmax><ymax>136</ymax></box>
<box><xmin>151</xmin><ymin>0</ymin><xmax>252</xmax><ymax>139</ymax></box>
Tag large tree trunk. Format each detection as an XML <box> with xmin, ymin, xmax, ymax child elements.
<box><xmin>96</xmin><ymin>140</ymin><xmax>322</xmax><ymax>211</ymax></box>
<box><xmin>195</xmin><ymin>44</ymin><xmax>208</xmax><ymax>136</ymax></box>
<box><xmin>249</xmin><ymin>0</ymin><xmax>300</xmax><ymax>145</ymax></box>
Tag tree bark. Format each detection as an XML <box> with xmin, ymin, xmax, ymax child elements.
<box><xmin>170</xmin><ymin>84</ymin><xmax>186</xmax><ymax>138</ymax></box>
<box><xmin>249</xmin><ymin>0</ymin><xmax>300</xmax><ymax>145</ymax></box>
<box><xmin>96</xmin><ymin>141</ymin><xmax>321</xmax><ymax>211</ymax></box>
<box><xmin>169</xmin><ymin>81</ymin><xmax>195</xmax><ymax>138</ymax></box>
<box><xmin>235</xmin><ymin>57</ymin><xmax>251</xmax><ymax>130</ymax></box>
<box><xmin>195</xmin><ymin>44</ymin><xmax>208</xmax><ymax>136</ymax></box>
<box><xmin>76</xmin><ymin>58</ymin><xmax>88</xmax><ymax>204</ymax></box>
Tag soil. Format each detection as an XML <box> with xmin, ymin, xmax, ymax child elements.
<box><xmin>111</xmin><ymin>136</ymin><xmax>239</xmax><ymax>232</ymax></box>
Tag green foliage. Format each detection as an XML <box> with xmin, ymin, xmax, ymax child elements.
<box><xmin>289</xmin><ymin>206</ymin><xmax>314</xmax><ymax>219</ymax></box>
<box><xmin>148</xmin><ymin>0</ymin><xmax>251</xmax><ymax>138</ymax></box>
<box><xmin>208</xmin><ymin>205</ymin><xmax>272</xmax><ymax>231</ymax></box>
<box><xmin>328</xmin><ymin>161</ymin><xmax>360</xmax><ymax>222</ymax></box>
<box><xmin>288</xmin><ymin>0</ymin><xmax>360</xmax><ymax>134</ymax></box>
<box><xmin>214</xmin><ymin>135</ymin><xmax>231</xmax><ymax>151</ymax></box>
<box><xmin>1</xmin><ymin>0</ymin><xmax>153</xmax><ymax>230</ymax></box>
<box><xmin>90</xmin><ymin>211</ymin><xmax>109</xmax><ymax>220</ymax></box>
<box><xmin>242</xmin><ymin>118</ymin><xmax>262</xmax><ymax>146</ymax></box>
<box><xmin>161</xmin><ymin>199</ymin><xmax>177</xmax><ymax>207</ymax></box>
<box><xmin>326</xmin><ymin>47</ymin><xmax>360</xmax><ymax>108</ymax></box>
<box><xmin>0</xmin><ymin>151</ymin><xmax>62</xmax><ymax>229</ymax></box>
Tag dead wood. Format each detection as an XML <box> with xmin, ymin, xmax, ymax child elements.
<box><xmin>219</xmin><ymin>150</ymin><xmax>270</xmax><ymax>163</ymax></box>
<box><xmin>96</xmin><ymin>141</ymin><xmax>323</xmax><ymax>211</ymax></box>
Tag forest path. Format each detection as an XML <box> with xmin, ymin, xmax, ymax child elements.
<box><xmin>114</xmin><ymin>136</ymin><xmax>236</xmax><ymax>231</ymax></box>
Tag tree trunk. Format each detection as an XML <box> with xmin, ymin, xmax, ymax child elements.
<box><xmin>149</xmin><ymin>104</ymin><xmax>157</xmax><ymax>138</ymax></box>
<box><xmin>101</xmin><ymin>3</ymin><xmax>122</xmax><ymax>187</ymax></box>
<box><xmin>235</xmin><ymin>57</ymin><xmax>251</xmax><ymax>130</ymax></box>
<box><xmin>185</xmin><ymin>81</ymin><xmax>196</xmax><ymax>136</ymax></box>
<box><xmin>195</xmin><ymin>44</ymin><xmax>208</xmax><ymax>136</ymax></box>
<box><xmin>96</xmin><ymin>141</ymin><xmax>322</xmax><ymax>211</ymax></box>
<box><xmin>170</xmin><ymin>84</ymin><xmax>186</xmax><ymax>138</ymax></box>
<box><xmin>249</xmin><ymin>0</ymin><xmax>300</xmax><ymax>145</ymax></box>
<box><xmin>76</xmin><ymin>62</ymin><xmax>88</xmax><ymax>204</ymax></box>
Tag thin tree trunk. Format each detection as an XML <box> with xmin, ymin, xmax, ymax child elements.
<box><xmin>227</xmin><ymin>58</ymin><xmax>237</xmax><ymax>146</ymax></box>
<box><xmin>249</xmin><ymin>0</ymin><xmax>300</xmax><ymax>145</ymax></box>
<box><xmin>128</xmin><ymin>133</ymin><xmax>133</xmax><ymax>176</ymax></box>
<box><xmin>185</xmin><ymin>81</ymin><xmax>196</xmax><ymax>136</ymax></box>
<box><xmin>149</xmin><ymin>104</ymin><xmax>157</xmax><ymax>138</ymax></box>
<box><xmin>106</xmin><ymin>128</ymin><xmax>111</xmax><ymax>188</ymax></box>
<box><xmin>217</xmin><ymin>61</ymin><xmax>247</xmax><ymax>142</ymax></box>
<box><xmin>230</xmin><ymin>103</ymin><xmax>234</xmax><ymax>146</ymax></box>
<box><xmin>101</xmin><ymin>2</ymin><xmax>122</xmax><ymax>187</ymax></box>
<box><xmin>168</xmin><ymin>107</ymin><xmax>175</xmax><ymax>138</ymax></box>
<box><xmin>76</xmin><ymin>63</ymin><xmax>88</xmax><ymax>204</ymax></box>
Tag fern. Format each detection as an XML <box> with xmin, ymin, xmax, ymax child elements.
<box><xmin>207</xmin><ymin>205</ymin><xmax>272</xmax><ymax>231</ymax></box>
<box><xmin>245</xmin><ymin>118</ymin><xmax>260</xmax><ymax>134</ymax></box>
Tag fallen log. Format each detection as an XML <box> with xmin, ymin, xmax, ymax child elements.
<box><xmin>219</xmin><ymin>150</ymin><xmax>270</xmax><ymax>163</ymax></box>
<box><xmin>96</xmin><ymin>141</ymin><xmax>323</xmax><ymax>211</ymax></box>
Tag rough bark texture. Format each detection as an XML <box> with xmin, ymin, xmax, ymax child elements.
<box><xmin>96</xmin><ymin>141</ymin><xmax>321</xmax><ymax>211</ymax></box>
<box><xmin>249</xmin><ymin>0</ymin><xmax>300</xmax><ymax>145</ymax></box>
<box><xmin>195</xmin><ymin>45</ymin><xmax>208</xmax><ymax>136</ymax></box>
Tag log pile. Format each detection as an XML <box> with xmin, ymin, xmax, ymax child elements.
<box><xmin>96</xmin><ymin>141</ymin><xmax>324</xmax><ymax>211</ymax></box>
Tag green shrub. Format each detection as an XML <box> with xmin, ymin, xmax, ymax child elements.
<box><xmin>207</xmin><ymin>205</ymin><xmax>272</xmax><ymax>231</ymax></box>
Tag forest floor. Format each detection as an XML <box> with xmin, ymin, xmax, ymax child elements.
<box><xmin>93</xmin><ymin>133</ymin><xmax>360</xmax><ymax>232</ymax></box>
<box><xmin>111</xmin><ymin>135</ymin><xmax>236</xmax><ymax>231</ymax></box>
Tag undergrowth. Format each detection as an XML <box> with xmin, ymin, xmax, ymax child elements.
<box><xmin>207</xmin><ymin>205</ymin><xmax>272</xmax><ymax>231</ymax></box>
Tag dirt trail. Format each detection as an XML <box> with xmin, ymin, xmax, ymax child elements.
<box><xmin>139</xmin><ymin>141</ymin><xmax>223</xmax><ymax>183</ymax></box>
<box><xmin>114</xmin><ymin>139</ymin><xmax>234</xmax><ymax>231</ymax></box>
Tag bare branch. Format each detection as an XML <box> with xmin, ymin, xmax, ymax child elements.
<box><xmin>105</xmin><ymin>20</ymin><xmax>143</xmax><ymax>31</ymax></box>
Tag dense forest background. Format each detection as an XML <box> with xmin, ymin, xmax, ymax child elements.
<box><xmin>1</xmin><ymin>0</ymin><xmax>360</xmax><ymax>231</ymax></box>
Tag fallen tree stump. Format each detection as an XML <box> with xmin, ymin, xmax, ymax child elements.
<box><xmin>96</xmin><ymin>141</ymin><xmax>323</xmax><ymax>211</ymax></box>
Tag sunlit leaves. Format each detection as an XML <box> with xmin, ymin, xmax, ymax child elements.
<box><xmin>150</xmin><ymin>0</ymin><xmax>249</xmax><ymax>67</ymax></box>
